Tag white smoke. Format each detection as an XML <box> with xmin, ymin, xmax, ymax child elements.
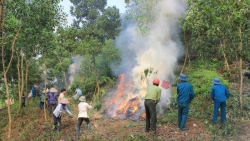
<box><xmin>113</xmin><ymin>0</ymin><xmax>187</xmax><ymax>115</ymax></box>
<box><xmin>68</xmin><ymin>55</ymin><xmax>83</xmax><ymax>86</ymax></box>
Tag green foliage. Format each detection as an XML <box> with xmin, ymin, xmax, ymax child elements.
<box><xmin>125</xmin><ymin>0</ymin><xmax>158</xmax><ymax>35</ymax></box>
<box><xmin>189</xmin><ymin>69</ymin><xmax>229</xmax><ymax>119</ymax></box>
<box><xmin>92</xmin><ymin>94</ymin><xmax>102</xmax><ymax>110</ymax></box>
<box><xmin>182</xmin><ymin>0</ymin><xmax>250</xmax><ymax>60</ymax></box>
<box><xmin>207</xmin><ymin>122</ymin><xmax>236</xmax><ymax>137</ymax></box>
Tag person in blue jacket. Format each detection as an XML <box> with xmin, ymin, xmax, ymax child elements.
<box><xmin>32</xmin><ymin>86</ymin><xmax>37</xmax><ymax>98</ymax></box>
<box><xmin>211</xmin><ymin>78</ymin><xmax>230</xmax><ymax>124</ymax></box>
<box><xmin>177</xmin><ymin>74</ymin><xmax>194</xmax><ymax>130</ymax></box>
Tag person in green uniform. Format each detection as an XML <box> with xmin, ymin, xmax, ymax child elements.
<box><xmin>144</xmin><ymin>78</ymin><xmax>161</xmax><ymax>134</ymax></box>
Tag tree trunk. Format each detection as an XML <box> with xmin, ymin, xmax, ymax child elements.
<box><xmin>239</xmin><ymin>58</ymin><xmax>243</xmax><ymax>109</ymax></box>
<box><xmin>180</xmin><ymin>32</ymin><xmax>189</xmax><ymax>74</ymax></box>
<box><xmin>63</xmin><ymin>72</ymin><xmax>68</xmax><ymax>89</ymax></box>
<box><xmin>239</xmin><ymin>27</ymin><xmax>243</xmax><ymax>109</ymax></box>
<box><xmin>16</xmin><ymin>51</ymin><xmax>22</xmax><ymax>113</ymax></box>
<box><xmin>43</xmin><ymin>57</ymin><xmax>47</xmax><ymax>121</ymax></box>
<box><xmin>92</xmin><ymin>53</ymin><xmax>100</xmax><ymax>99</ymax></box>
<box><xmin>25</xmin><ymin>48</ymin><xmax>34</xmax><ymax>95</ymax></box>
<box><xmin>221</xmin><ymin>40</ymin><xmax>230</xmax><ymax>71</ymax></box>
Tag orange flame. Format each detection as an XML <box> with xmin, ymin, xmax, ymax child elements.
<box><xmin>106</xmin><ymin>74</ymin><xmax>145</xmax><ymax>120</ymax></box>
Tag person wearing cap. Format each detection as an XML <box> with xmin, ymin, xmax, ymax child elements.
<box><xmin>144</xmin><ymin>78</ymin><xmax>161</xmax><ymax>134</ymax></box>
<box><xmin>211</xmin><ymin>78</ymin><xmax>230</xmax><ymax>124</ymax></box>
<box><xmin>177</xmin><ymin>74</ymin><xmax>194</xmax><ymax>130</ymax></box>
<box><xmin>48</xmin><ymin>88</ymin><xmax>59</xmax><ymax>114</ymax></box>
<box><xmin>53</xmin><ymin>98</ymin><xmax>73</xmax><ymax>132</ymax></box>
<box><xmin>76</xmin><ymin>96</ymin><xmax>92</xmax><ymax>138</ymax></box>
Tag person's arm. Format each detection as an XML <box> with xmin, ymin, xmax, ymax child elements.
<box><xmin>157</xmin><ymin>89</ymin><xmax>161</xmax><ymax>103</ymax></box>
<box><xmin>176</xmin><ymin>85</ymin><xmax>179</xmax><ymax>95</ymax></box>
<box><xmin>87</xmin><ymin>102</ymin><xmax>93</xmax><ymax>109</ymax></box>
<box><xmin>210</xmin><ymin>87</ymin><xmax>215</xmax><ymax>101</ymax></box>
<box><xmin>65</xmin><ymin>106</ymin><xmax>73</xmax><ymax>117</ymax></box>
<box><xmin>190</xmin><ymin>85</ymin><xmax>195</xmax><ymax>102</ymax></box>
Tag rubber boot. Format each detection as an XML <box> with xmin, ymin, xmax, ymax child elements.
<box><xmin>87</xmin><ymin>123</ymin><xmax>91</xmax><ymax>133</ymax></box>
<box><xmin>57</xmin><ymin>123</ymin><xmax>61</xmax><ymax>132</ymax></box>
<box><xmin>76</xmin><ymin>126</ymin><xmax>80</xmax><ymax>138</ymax></box>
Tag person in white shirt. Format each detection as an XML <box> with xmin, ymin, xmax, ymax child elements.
<box><xmin>76</xmin><ymin>96</ymin><xmax>92</xmax><ymax>138</ymax></box>
<box><xmin>73</xmin><ymin>86</ymin><xmax>82</xmax><ymax>100</ymax></box>
<box><xmin>53</xmin><ymin>98</ymin><xmax>73</xmax><ymax>132</ymax></box>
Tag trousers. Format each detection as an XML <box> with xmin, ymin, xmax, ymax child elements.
<box><xmin>212</xmin><ymin>101</ymin><xmax>226</xmax><ymax>123</ymax></box>
<box><xmin>144</xmin><ymin>99</ymin><xmax>157</xmax><ymax>132</ymax></box>
<box><xmin>178</xmin><ymin>103</ymin><xmax>189</xmax><ymax>129</ymax></box>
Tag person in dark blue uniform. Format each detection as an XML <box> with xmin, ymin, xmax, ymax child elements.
<box><xmin>211</xmin><ymin>78</ymin><xmax>230</xmax><ymax>124</ymax></box>
<box><xmin>177</xmin><ymin>74</ymin><xmax>194</xmax><ymax>130</ymax></box>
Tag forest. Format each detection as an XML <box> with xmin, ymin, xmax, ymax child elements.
<box><xmin>0</xmin><ymin>0</ymin><xmax>250</xmax><ymax>140</ymax></box>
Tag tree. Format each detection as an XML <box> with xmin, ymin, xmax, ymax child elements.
<box><xmin>182</xmin><ymin>0</ymin><xmax>250</xmax><ymax>108</ymax></box>
<box><xmin>68</xmin><ymin>0</ymin><xmax>121</xmax><ymax>99</ymax></box>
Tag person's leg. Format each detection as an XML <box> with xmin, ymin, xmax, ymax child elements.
<box><xmin>180</xmin><ymin>104</ymin><xmax>189</xmax><ymax>129</ymax></box>
<box><xmin>52</xmin><ymin>104</ymin><xmax>56</xmax><ymax>113</ymax></box>
<box><xmin>144</xmin><ymin>100</ymin><xmax>150</xmax><ymax>132</ymax></box>
<box><xmin>85</xmin><ymin>118</ymin><xmax>91</xmax><ymax>133</ymax></box>
<box><xmin>49</xmin><ymin>104</ymin><xmax>52</xmax><ymax>114</ymax></box>
<box><xmin>178</xmin><ymin>103</ymin><xmax>183</xmax><ymax>128</ymax></box>
<box><xmin>41</xmin><ymin>102</ymin><xmax>44</xmax><ymax>109</ymax></box>
<box><xmin>53</xmin><ymin>115</ymin><xmax>57</xmax><ymax>130</ymax></box>
<box><xmin>76</xmin><ymin>118</ymin><xmax>84</xmax><ymax>137</ymax></box>
<box><xmin>57</xmin><ymin>116</ymin><xmax>61</xmax><ymax>132</ymax></box>
<box><xmin>212</xmin><ymin>101</ymin><xmax>220</xmax><ymax>124</ymax></box>
<box><xmin>220</xmin><ymin>102</ymin><xmax>226</xmax><ymax>123</ymax></box>
<box><xmin>148</xmin><ymin>100</ymin><xmax>157</xmax><ymax>132</ymax></box>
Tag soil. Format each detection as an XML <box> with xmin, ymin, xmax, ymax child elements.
<box><xmin>1</xmin><ymin>98</ymin><xmax>250</xmax><ymax>141</ymax></box>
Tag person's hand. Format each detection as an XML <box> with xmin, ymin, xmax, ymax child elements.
<box><xmin>68</xmin><ymin>97</ymin><xmax>72</xmax><ymax>101</ymax></box>
<box><xmin>90</xmin><ymin>101</ymin><xmax>93</xmax><ymax>106</ymax></box>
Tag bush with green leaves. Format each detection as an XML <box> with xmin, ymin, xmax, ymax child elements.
<box><xmin>188</xmin><ymin>69</ymin><xmax>229</xmax><ymax>119</ymax></box>
<box><xmin>170</xmin><ymin>65</ymin><xmax>229</xmax><ymax>118</ymax></box>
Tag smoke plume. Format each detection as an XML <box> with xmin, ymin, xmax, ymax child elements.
<box><xmin>108</xmin><ymin>0</ymin><xmax>187</xmax><ymax>118</ymax></box>
<box><xmin>68</xmin><ymin>55</ymin><xmax>83</xmax><ymax>87</ymax></box>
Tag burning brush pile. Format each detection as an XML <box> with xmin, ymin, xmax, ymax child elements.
<box><xmin>105</xmin><ymin>74</ymin><xmax>146</xmax><ymax>121</ymax></box>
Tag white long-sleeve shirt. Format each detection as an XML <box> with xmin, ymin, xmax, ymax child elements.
<box><xmin>78</xmin><ymin>102</ymin><xmax>92</xmax><ymax>118</ymax></box>
<box><xmin>53</xmin><ymin>104</ymin><xmax>72</xmax><ymax>117</ymax></box>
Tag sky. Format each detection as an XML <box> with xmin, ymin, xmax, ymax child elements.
<box><xmin>60</xmin><ymin>0</ymin><xmax>126</xmax><ymax>25</ymax></box>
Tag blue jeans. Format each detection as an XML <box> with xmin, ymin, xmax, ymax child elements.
<box><xmin>178</xmin><ymin>103</ymin><xmax>189</xmax><ymax>129</ymax></box>
<box><xmin>212</xmin><ymin>101</ymin><xmax>226</xmax><ymax>123</ymax></box>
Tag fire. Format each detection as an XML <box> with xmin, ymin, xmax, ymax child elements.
<box><xmin>106</xmin><ymin>74</ymin><xmax>145</xmax><ymax>120</ymax></box>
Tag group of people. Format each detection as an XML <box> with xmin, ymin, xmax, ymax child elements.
<box><xmin>144</xmin><ymin>74</ymin><xmax>230</xmax><ymax>134</ymax></box>
<box><xmin>21</xmin><ymin>75</ymin><xmax>230</xmax><ymax>137</ymax></box>
<box><xmin>21</xmin><ymin>86</ymin><xmax>91</xmax><ymax>138</ymax></box>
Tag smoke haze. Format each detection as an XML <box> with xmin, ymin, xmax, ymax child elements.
<box><xmin>109</xmin><ymin>0</ymin><xmax>187</xmax><ymax>116</ymax></box>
